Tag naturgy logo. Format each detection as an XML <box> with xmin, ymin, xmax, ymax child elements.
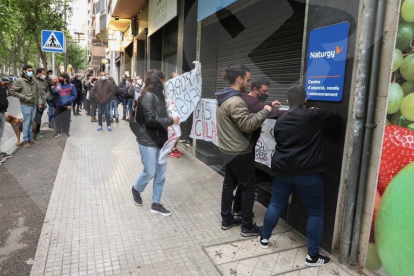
<box><xmin>310</xmin><ymin>46</ymin><xmax>343</xmax><ymax>59</ymax></box>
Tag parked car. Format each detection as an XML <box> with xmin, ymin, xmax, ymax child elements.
<box><xmin>7</xmin><ymin>75</ymin><xmax>17</xmax><ymax>83</ymax></box>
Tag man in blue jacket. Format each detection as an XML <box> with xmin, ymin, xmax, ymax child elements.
<box><xmin>52</xmin><ymin>73</ymin><xmax>77</xmax><ymax>138</ymax></box>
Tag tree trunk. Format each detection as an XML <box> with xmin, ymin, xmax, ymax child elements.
<box><xmin>34</xmin><ymin>36</ymin><xmax>48</xmax><ymax>70</ymax></box>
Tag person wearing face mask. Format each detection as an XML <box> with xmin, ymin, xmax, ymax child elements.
<box><xmin>126</xmin><ymin>76</ymin><xmax>143</xmax><ymax>120</ymax></box>
<box><xmin>71</xmin><ymin>73</ymin><xmax>84</xmax><ymax>116</ymax></box>
<box><xmin>34</xmin><ymin>68</ymin><xmax>51</xmax><ymax>139</ymax></box>
<box><xmin>88</xmin><ymin>77</ymin><xmax>99</xmax><ymax>122</ymax></box>
<box><xmin>52</xmin><ymin>73</ymin><xmax>77</xmax><ymax>138</ymax></box>
<box><xmin>10</xmin><ymin>65</ymin><xmax>43</xmax><ymax>148</ymax></box>
<box><xmin>118</xmin><ymin>74</ymin><xmax>129</xmax><ymax>120</ymax></box>
<box><xmin>93</xmin><ymin>72</ymin><xmax>115</xmax><ymax>131</ymax></box>
<box><xmin>231</xmin><ymin>77</ymin><xmax>287</xmax><ymax>217</ymax></box>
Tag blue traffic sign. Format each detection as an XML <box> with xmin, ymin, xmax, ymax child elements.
<box><xmin>41</xmin><ymin>30</ymin><xmax>65</xmax><ymax>53</ymax></box>
<box><xmin>305</xmin><ymin>22</ymin><xmax>350</xmax><ymax>102</ymax></box>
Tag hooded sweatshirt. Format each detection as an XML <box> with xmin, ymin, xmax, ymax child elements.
<box><xmin>53</xmin><ymin>83</ymin><xmax>77</xmax><ymax>107</ymax></box>
<box><xmin>215</xmin><ymin>88</ymin><xmax>270</xmax><ymax>155</ymax></box>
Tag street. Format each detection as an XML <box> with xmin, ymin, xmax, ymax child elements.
<box><xmin>0</xmin><ymin>107</ymin><xmax>354</xmax><ymax>276</ymax></box>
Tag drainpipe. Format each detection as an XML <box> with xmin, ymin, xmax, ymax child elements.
<box><xmin>339</xmin><ymin>0</ymin><xmax>378</xmax><ymax>262</ymax></box>
<box><xmin>349</xmin><ymin>0</ymin><xmax>387</xmax><ymax>268</ymax></box>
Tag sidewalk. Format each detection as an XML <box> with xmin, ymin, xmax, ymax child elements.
<box><xmin>30</xmin><ymin>111</ymin><xmax>356</xmax><ymax>276</ymax></box>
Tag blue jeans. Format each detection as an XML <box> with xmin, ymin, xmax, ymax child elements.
<box><xmin>262</xmin><ymin>174</ymin><xmax>324</xmax><ymax>256</ymax></box>
<box><xmin>134</xmin><ymin>145</ymin><xmax>167</xmax><ymax>203</ymax></box>
<box><xmin>128</xmin><ymin>99</ymin><xmax>133</xmax><ymax>118</ymax></box>
<box><xmin>97</xmin><ymin>103</ymin><xmax>111</xmax><ymax>127</ymax></box>
<box><xmin>21</xmin><ymin>105</ymin><xmax>37</xmax><ymax>142</ymax></box>
<box><xmin>47</xmin><ymin>99</ymin><xmax>55</xmax><ymax>122</ymax></box>
<box><xmin>110</xmin><ymin>100</ymin><xmax>119</xmax><ymax>119</ymax></box>
<box><xmin>121</xmin><ymin>98</ymin><xmax>128</xmax><ymax>119</ymax></box>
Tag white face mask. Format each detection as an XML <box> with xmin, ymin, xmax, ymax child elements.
<box><xmin>137</xmin><ymin>80</ymin><xmax>143</xmax><ymax>86</ymax></box>
<box><xmin>40</xmin><ymin>75</ymin><xmax>46</xmax><ymax>80</ymax></box>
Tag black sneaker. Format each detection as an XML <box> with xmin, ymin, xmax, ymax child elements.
<box><xmin>65</xmin><ymin>133</ymin><xmax>70</xmax><ymax>138</ymax></box>
<box><xmin>221</xmin><ymin>217</ymin><xmax>242</xmax><ymax>230</ymax></box>
<box><xmin>131</xmin><ymin>186</ymin><xmax>142</xmax><ymax>206</ymax></box>
<box><xmin>305</xmin><ymin>253</ymin><xmax>331</xmax><ymax>267</ymax></box>
<box><xmin>53</xmin><ymin>133</ymin><xmax>61</xmax><ymax>138</ymax></box>
<box><xmin>0</xmin><ymin>152</ymin><xmax>12</xmax><ymax>160</ymax></box>
<box><xmin>151</xmin><ymin>203</ymin><xmax>171</xmax><ymax>216</ymax></box>
<box><xmin>258</xmin><ymin>235</ymin><xmax>269</xmax><ymax>249</ymax></box>
<box><xmin>241</xmin><ymin>222</ymin><xmax>260</xmax><ymax>237</ymax></box>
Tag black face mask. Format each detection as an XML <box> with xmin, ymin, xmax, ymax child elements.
<box><xmin>258</xmin><ymin>93</ymin><xmax>269</xmax><ymax>102</ymax></box>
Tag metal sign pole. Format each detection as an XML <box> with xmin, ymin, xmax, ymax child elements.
<box><xmin>52</xmin><ymin>53</ymin><xmax>55</xmax><ymax>75</ymax></box>
<box><xmin>64</xmin><ymin>35</ymin><xmax>67</xmax><ymax>72</ymax></box>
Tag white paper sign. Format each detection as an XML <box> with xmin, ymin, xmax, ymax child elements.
<box><xmin>148</xmin><ymin>0</ymin><xmax>178</xmax><ymax>35</ymax></box>
<box><xmin>254</xmin><ymin>119</ymin><xmax>277</xmax><ymax>168</ymax></box>
<box><xmin>164</xmin><ymin>62</ymin><xmax>202</xmax><ymax>122</ymax></box>
<box><xmin>190</xmin><ymin>99</ymin><xmax>278</xmax><ymax>168</ymax></box>
<box><xmin>190</xmin><ymin>98</ymin><xmax>219</xmax><ymax>146</ymax></box>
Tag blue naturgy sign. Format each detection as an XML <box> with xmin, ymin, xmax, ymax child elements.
<box><xmin>305</xmin><ymin>22</ymin><xmax>350</xmax><ymax>102</ymax></box>
<box><xmin>198</xmin><ymin>0</ymin><xmax>238</xmax><ymax>22</ymax></box>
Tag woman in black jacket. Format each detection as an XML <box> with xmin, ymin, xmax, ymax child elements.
<box><xmin>131</xmin><ymin>69</ymin><xmax>179</xmax><ymax>216</ymax></box>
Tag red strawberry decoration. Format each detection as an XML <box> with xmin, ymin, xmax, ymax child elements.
<box><xmin>378</xmin><ymin>125</ymin><xmax>414</xmax><ymax>195</ymax></box>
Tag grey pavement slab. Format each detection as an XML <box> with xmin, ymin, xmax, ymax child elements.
<box><xmin>29</xmin><ymin>110</ymin><xmax>355</xmax><ymax>276</ymax></box>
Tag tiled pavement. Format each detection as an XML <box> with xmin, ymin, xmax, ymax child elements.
<box><xmin>30</xmin><ymin>111</ymin><xmax>355</xmax><ymax>276</ymax></box>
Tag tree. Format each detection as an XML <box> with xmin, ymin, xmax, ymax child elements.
<box><xmin>0</xmin><ymin>0</ymin><xmax>74</xmax><ymax>72</ymax></box>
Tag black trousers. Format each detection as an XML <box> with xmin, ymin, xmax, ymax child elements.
<box><xmin>34</xmin><ymin>107</ymin><xmax>44</xmax><ymax>133</ymax></box>
<box><xmin>90</xmin><ymin>101</ymin><xmax>97</xmax><ymax>117</ymax></box>
<box><xmin>55</xmin><ymin>106</ymin><xmax>71</xmax><ymax>134</ymax></box>
<box><xmin>221</xmin><ymin>152</ymin><xmax>256</xmax><ymax>228</ymax></box>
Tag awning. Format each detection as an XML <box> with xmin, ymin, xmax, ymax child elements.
<box><xmin>108</xmin><ymin>18</ymin><xmax>130</xmax><ymax>32</ymax></box>
<box><xmin>112</xmin><ymin>0</ymin><xmax>146</xmax><ymax>19</ymax></box>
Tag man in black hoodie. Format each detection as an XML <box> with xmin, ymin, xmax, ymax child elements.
<box><xmin>233</xmin><ymin>77</ymin><xmax>286</xmax><ymax>217</ymax></box>
<box><xmin>216</xmin><ymin>64</ymin><xmax>271</xmax><ymax>237</ymax></box>
<box><xmin>258</xmin><ymin>86</ymin><xmax>341</xmax><ymax>267</ymax></box>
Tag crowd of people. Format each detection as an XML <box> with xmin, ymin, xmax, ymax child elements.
<box><xmin>0</xmin><ymin>63</ymin><xmax>341</xmax><ymax>267</ymax></box>
<box><xmin>0</xmin><ymin>65</ymin><xmax>151</xmax><ymax>162</ymax></box>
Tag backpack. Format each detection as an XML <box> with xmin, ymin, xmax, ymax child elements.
<box><xmin>129</xmin><ymin>99</ymin><xmax>141</xmax><ymax>138</ymax></box>
<box><xmin>0</xmin><ymin>87</ymin><xmax>9</xmax><ymax>112</ymax></box>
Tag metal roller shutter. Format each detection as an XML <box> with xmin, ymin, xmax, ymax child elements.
<box><xmin>200</xmin><ymin>0</ymin><xmax>306</xmax><ymax>101</ymax></box>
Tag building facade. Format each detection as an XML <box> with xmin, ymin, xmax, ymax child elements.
<box><xmin>90</xmin><ymin>0</ymin><xmax>411</xmax><ymax>274</ymax></box>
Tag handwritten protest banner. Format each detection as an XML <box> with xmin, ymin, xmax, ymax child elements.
<box><xmin>164</xmin><ymin>62</ymin><xmax>202</xmax><ymax>122</ymax></box>
<box><xmin>190</xmin><ymin>98</ymin><xmax>219</xmax><ymax>146</ymax></box>
<box><xmin>190</xmin><ymin>99</ymin><xmax>279</xmax><ymax>168</ymax></box>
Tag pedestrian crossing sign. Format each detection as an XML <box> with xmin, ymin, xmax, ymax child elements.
<box><xmin>41</xmin><ymin>30</ymin><xmax>65</xmax><ymax>53</ymax></box>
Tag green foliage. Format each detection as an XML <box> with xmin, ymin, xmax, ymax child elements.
<box><xmin>0</xmin><ymin>0</ymin><xmax>81</xmax><ymax>75</ymax></box>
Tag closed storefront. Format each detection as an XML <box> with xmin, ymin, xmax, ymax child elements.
<box><xmin>199</xmin><ymin>0</ymin><xmax>306</xmax><ymax>100</ymax></box>
<box><xmin>196</xmin><ymin>0</ymin><xmax>361</xmax><ymax>254</ymax></box>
